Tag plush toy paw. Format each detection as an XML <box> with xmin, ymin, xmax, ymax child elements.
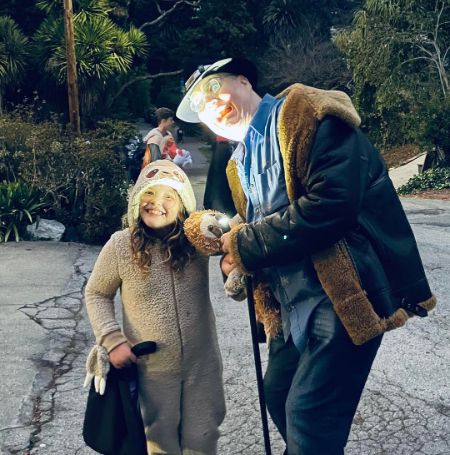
<box><xmin>83</xmin><ymin>345</ymin><xmax>110</xmax><ymax>395</ymax></box>
<box><xmin>224</xmin><ymin>268</ymin><xmax>247</xmax><ymax>301</ymax></box>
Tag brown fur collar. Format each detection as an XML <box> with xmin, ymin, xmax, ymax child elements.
<box><xmin>277</xmin><ymin>84</ymin><xmax>361</xmax><ymax>201</ymax></box>
<box><xmin>226</xmin><ymin>84</ymin><xmax>434</xmax><ymax>344</ymax></box>
<box><xmin>226</xmin><ymin>159</ymin><xmax>247</xmax><ymax>220</ymax></box>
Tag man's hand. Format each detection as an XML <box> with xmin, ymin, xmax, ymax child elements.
<box><xmin>108</xmin><ymin>342</ymin><xmax>137</xmax><ymax>369</ymax></box>
<box><xmin>221</xmin><ymin>232</ymin><xmax>231</xmax><ymax>253</ymax></box>
<box><xmin>221</xmin><ymin>253</ymin><xmax>236</xmax><ymax>276</ymax></box>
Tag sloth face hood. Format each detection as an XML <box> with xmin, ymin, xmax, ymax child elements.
<box><xmin>127</xmin><ymin>160</ymin><xmax>196</xmax><ymax>227</ymax></box>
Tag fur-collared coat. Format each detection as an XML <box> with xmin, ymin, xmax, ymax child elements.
<box><xmin>225</xmin><ymin>84</ymin><xmax>436</xmax><ymax>345</ymax></box>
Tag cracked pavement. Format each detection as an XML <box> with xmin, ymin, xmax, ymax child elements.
<box><xmin>1</xmin><ymin>190</ymin><xmax>449</xmax><ymax>454</ymax></box>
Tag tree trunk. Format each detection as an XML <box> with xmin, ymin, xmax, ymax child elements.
<box><xmin>63</xmin><ymin>0</ymin><xmax>81</xmax><ymax>134</ymax></box>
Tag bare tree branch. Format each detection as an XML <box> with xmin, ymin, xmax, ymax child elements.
<box><xmin>442</xmin><ymin>45</ymin><xmax>450</xmax><ymax>63</ymax></box>
<box><xmin>107</xmin><ymin>69</ymin><xmax>183</xmax><ymax>107</ymax></box>
<box><xmin>414</xmin><ymin>43</ymin><xmax>434</xmax><ymax>58</ymax></box>
<box><xmin>434</xmin><ymin>0</ymin><xmax>445</xmax><ymax>41</ymax></box>
<box><xmin>153</xmin><ymin>0</ymin><xmax>162</xmax><ymax>14</ymax></box>
<box><xmin>139</xmin><ymin>0</ymin><xmax>199</xmax><ymax>30</ymax></box>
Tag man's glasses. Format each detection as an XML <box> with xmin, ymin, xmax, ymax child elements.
<box><xmin>189</xmin><ymin>78</ymin><xmax>222</xmax><ymax>113</ymax></box>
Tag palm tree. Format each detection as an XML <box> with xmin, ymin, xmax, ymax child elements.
<box><xmin>33</xmin><ymin>9</ymin><xmax>147</xmax><ymax>120</ymax></box>
<box><xmin>0</xmin><ymin>16</ymin><xmax>28</xmax><ymax>113</ymax></box>
<box><xmin>263</xmin><ymin>0</ymin><xmax>302</xmax><ymax>33</ymax></box>
<box><xmin>262</xmin><ymin>0</ymin><xmax>332</xmax><ymax>42</ymax></box>
<box><xmin>36</xmin><ymin>0</ymin><xmax>112</xmax><ymax>16</ymax></box>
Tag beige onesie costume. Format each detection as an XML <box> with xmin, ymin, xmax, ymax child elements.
<box><xmin>85</xmin><ymin>160</ymin><xmax>226</xmax><ymax>455</ymax></box>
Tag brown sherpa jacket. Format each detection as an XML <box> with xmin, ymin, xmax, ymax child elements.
<box><xmin>225</xmin><ymin>83</ymin><xmax>436</xmax><ymax>345</ymax></box>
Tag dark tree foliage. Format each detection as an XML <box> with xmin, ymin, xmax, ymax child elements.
<box><xmin>0</xmin><ymin>0</ymin><xmax>45</xmax><ymax>34</ymax></box>
<box><xmin>336</xmin><ymin>0</ymin><xmax>450</xmax><ymax>154</ymax></box>
<box><xmin>249</xmin><ymin>0</ymin><xmax>359</xmax><ymax>94</ymax></box>
<box><xmin>128</xmin><ymin>0</ymin><xmax>258</xmax><ymax>109</ymax></box>
<box><xmin>0</xmin><ymin>0</ymin><xmax>362</xmax><ymax>121</ymax></box>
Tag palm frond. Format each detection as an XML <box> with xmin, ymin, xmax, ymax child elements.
<box><xmin>0</xmin><ymin>16</ymin><xmax>28</xmax><ymax>86</ymax></box>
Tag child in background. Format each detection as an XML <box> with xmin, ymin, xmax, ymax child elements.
<box><xmin>162</xmin><ymin>137</ymin><xmax>193</xmax><ymax>169</ymax></box>
<box><xmin>85</xmin><ymin>160</ymin><xmax>225</xmax><ymax>454</ymax></box>
<box><xmin>142</xmin><ymin>107</ymin><xmax>175</xmax><ymax>167</ymax></box>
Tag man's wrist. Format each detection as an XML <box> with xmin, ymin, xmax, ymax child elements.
<box><xmin>229</xmin><ymin>223</ymin><xmax>252</xmax><ymax>275</ymax></box>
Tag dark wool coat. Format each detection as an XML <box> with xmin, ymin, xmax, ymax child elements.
<box><xmin>226</xmin><ymin>84</ymin><xmax>436</xmax><ymax>345</ymax></box>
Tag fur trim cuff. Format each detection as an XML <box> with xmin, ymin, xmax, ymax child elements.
<box><xmin>313</xmin><ymin>240</ymin><xmax>412</xmax><ymax>345</ymax></box>
<box><xmin>229</xmin><ymin>223</ymin><xmax>252</xmax><ymax>275</ymax></box>
<box><xmin>417</xmin><ymin>294</ymin><xmax>437</xmax><ymax>313</ymax></box>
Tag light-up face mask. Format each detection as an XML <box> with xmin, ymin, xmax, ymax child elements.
<box><xmin>192</xmin><ymin>76</ymin><xmax>251</xmax><ymax>142</ymax></box>
<box><xmin>188</xmin><ymin>77</ymin><xmax>222</xmax><ymax>114</ymax></box>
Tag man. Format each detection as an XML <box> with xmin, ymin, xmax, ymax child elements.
<box><xmin>143</xmin><ymin>107</ymin><xmax>175</xmax><ymax>166</ymax></box>
<box><xmin>176</xmin><ymin>58</ymin><xmax>436</xmax><ymax>454</ymax></box>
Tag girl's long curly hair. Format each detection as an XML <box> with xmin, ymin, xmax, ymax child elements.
<box><xmin>130</xmin><ymin>207</ymin><xmax>196</xmax><ymax>273</ymax></box>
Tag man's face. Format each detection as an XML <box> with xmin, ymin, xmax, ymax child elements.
<box><xmin>193</xmin><ymin>74</ymin><xmax>254</xmax><ymax>141</ymax></box>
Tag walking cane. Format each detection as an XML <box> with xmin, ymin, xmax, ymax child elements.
<box><xmin>246</xmin><ymin>276</ymin><xmax>272</xmax><ymax>455</ymax></box>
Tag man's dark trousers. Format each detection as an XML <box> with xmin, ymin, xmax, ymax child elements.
<box><xmin>264</xmin><ymin>299</ymin><xmax>382</xmax><ymax>455</ymax></box>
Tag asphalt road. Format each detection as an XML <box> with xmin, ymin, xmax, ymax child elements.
<box><xmin>1</xmin><ymin>126</ymin><xmax>449</xmax><ymax>455</ymax></box>
<box><xmin>1</xmin><ymin>197</ymin><xmax>449</xmax><ymax>455</ymax></box>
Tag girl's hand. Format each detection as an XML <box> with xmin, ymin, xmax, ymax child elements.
<box><xmin>221</xmin><ymin>253</ymin><xmax>236</xmax><ymax>276</ymax></box>
<box><xmin>108</xmin><ymin>342</ymin><xmax>137</xmax><ymax>369</ymax></box>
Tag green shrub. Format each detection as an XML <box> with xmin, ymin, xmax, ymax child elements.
<box><xmin>0</xmin><ymin>115</ymin><xmax>131</xmax><ymax>244</ymax></box>
<box><xmin>418</xmin><ymin>100</ymin><xmax>450</xmax><ymax>167</ymax></box>
<box><xmin>73</xmin><ymin>137</ymin><xmax>129</xmax><ymax>243</ymax></box>
<box><xmin>0</xmin><ymin>181</ymin><xmax>48</xmax><ymax>242</ymax></box>
<box><xmin>397</xmin><ymin>168</ymin><xmax>450</xmax><ymax>195</ymax></box>
<box><xmin>89</xmin><ymin>119</ymin><xmax>139</xmax><ymax>146</ymax></box>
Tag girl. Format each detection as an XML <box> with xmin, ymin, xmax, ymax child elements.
<box><xmin>85</xmin><ymin>160</ymin><xmax>225</xmax><ymax>455</ymax></box>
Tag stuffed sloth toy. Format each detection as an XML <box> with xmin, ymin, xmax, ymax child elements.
<box><xmin>184</xmin><ymin>210</ymin><xmax>247</xmax><ymax>301</ymax></box>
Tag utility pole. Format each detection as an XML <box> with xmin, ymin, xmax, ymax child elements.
<box><xmin>63</xmin><ymin>0</ymin><xmax>81</xmax><ymax>134</ymax></box>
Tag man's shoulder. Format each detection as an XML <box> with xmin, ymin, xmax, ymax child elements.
<box><xmin>278</xmin><ymin>83</ymin><xmax>361</xmax><ymax>130</ymax></box>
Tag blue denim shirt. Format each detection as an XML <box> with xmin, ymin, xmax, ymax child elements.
<box><xmin>231</xmin><ymin>94</ymin><xmax>328</xmax><ymax>352</ymax></box>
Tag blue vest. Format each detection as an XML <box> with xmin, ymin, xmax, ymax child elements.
<box><xmin>231</xmin><ymin>94</ymin><xmax>328</xmax><ymax>351</ymax></box>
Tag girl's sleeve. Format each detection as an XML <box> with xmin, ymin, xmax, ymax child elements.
<box><xmin>85</xmin><ymin>235</ymin><xmax>128</xmax><ymax>352</ymax></box>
